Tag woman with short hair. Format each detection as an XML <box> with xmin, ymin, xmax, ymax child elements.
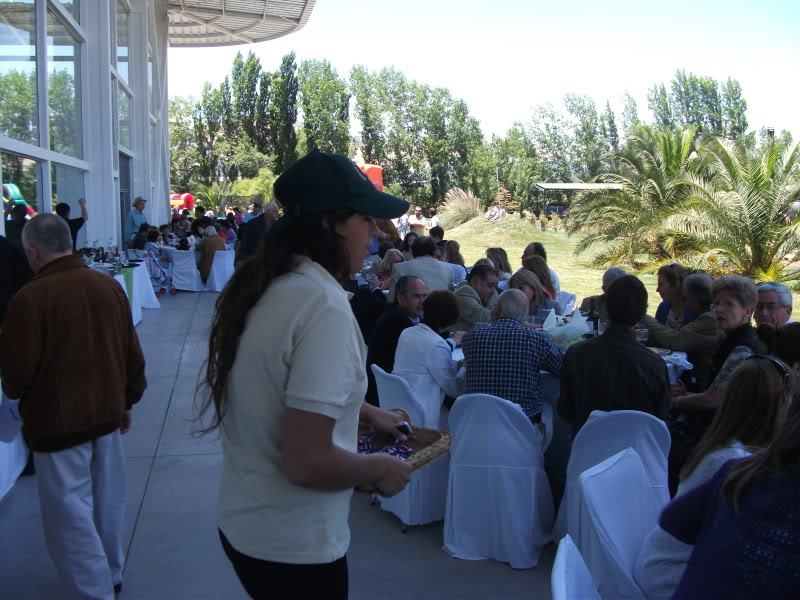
<box><xmin>198</xmin><ymin>151</ymin><xmax>411</xmax><ymax>599</ymax></box>
<box><xmin>376</xmin><ymin>248</ymin><xmax>404</xmax><ymax>286</ymax></box>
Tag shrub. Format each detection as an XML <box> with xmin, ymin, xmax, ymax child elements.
<box><xmin>440</xmin><ymin>188</ymin><xmax>481</xmax><ymax>229</ymax></box>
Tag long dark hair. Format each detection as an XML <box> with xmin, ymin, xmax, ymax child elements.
<box><xmin>196</xmin><ymin>207</ymin><xmax>356</xmax><ymax>434</ymax></box>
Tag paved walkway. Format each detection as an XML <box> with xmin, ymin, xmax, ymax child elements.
<box><xmin>0</xmin><ymin>292</ymin><xmax>553</xmax><ymax>600</ymax></box>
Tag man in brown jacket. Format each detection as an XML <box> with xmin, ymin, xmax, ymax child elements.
<box><xmin>0</xmin><ymin>214</ymin><xmax>146</xmax><ymax>599</ymax></box>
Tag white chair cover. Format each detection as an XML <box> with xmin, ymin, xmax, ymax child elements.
<box><xmin>206</xmin><ymin>250</ymin><xmax>235</xmax><ymax>292</ymax></box>
<box><xmin>444</xmin><ymin>393</ymin><xmax>553</xmax><ymax>569</ymax></box>
<box><xmin>371</xmin><ymin>365</ymin><xmax>448</xmax><ymax>526</ymax></box>
<box><xmin>556</xmin><ymin>290</ymin><xmax>577</xmax><ymax>316</ymax></box>
<box><xmin>552</xmin><ymin>534</ymin><xmax>600</xmax><ymax>600</ymax></box>
<box><xmin>554</xmin><ymin>410</ymin><xmax>670</xmax><ymax>542</ymax></box>
<box><xmin>578</xmin><ymin>448</ymin><xmax>659</xmax><ymax>599</ymax></box>
<box><xmin>170</xmin><ymin>250</ymin><xmax>204</xmax><ymax>291</ymax></box>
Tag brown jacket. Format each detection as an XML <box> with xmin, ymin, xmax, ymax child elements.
<box><xmin>196</xmin><ymin>235</ymin><xmax>225</xmax><ymax>282</ymax></box>
<box><xmin>641</xmin><ymin>311</ymin><xmax>719</xmax><ymax>390</ymax></box>
<box><xmin>0</xmin><ymin>255</ymin><xmax>147</xmax><ymax>451</ymax></box>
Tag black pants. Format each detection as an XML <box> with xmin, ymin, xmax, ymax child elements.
<box><xmin>219</xmin><ymin>530</ymin><xmax>348</xmax><ymax>600</ymax></box>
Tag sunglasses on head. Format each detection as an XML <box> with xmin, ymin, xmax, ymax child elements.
<box><xmin>745</xmin><ymin>354</ymin><xmax>791</xmax><ymax>389</ymax></box>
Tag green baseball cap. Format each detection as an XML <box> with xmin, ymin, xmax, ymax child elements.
<box><xmin>273</xmin><ymin>150</ymin><xmax>409</xmax><ymax>219</ymax></box>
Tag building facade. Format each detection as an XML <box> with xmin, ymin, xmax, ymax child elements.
<box><xmin>1</xmin><ymin>0</ymin><xmax>314</xmax><ymax>248</ymax></box>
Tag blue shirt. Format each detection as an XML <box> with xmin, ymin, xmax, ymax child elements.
<box><xmin>461</xmin><ymin>318</ymin><xmax>564</xmax><ymax>417</ymax></box>
<box><xmin>126</xmin><ymin>209</ymin><xmax>147</xmax><ymax>241</ymax></box>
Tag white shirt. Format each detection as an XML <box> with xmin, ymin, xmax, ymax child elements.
<box><xmin>549</xmin><ymin>268</ymin><xmax>561</xmax><ymax>294</ymax></box>
<box><xmin>218</xmin><ymin>257</ymin><xmax>366</xmax><ymax>564</ymax></box>
<box><xmin>429</xmin><ymin>214</ymin><xmax>441</xmax><ymax>229</ymax></box>
<box><xmin>408</xmin><ymin>213</ymin><xmax>427</xmax><ymax>232</ymax></box>
<box><xmin>393</xmin><ymin>323</ymin><xmax>465</xmax><ymax>429</ymax></box>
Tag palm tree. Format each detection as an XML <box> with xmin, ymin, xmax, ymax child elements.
<box><xmin>566</xmin><ymin>125</ymin><xmax>706</xmax><ymax>268</ymax></box>
<box><xmin>664</xmin><ymin>138</ymin><xmax>800</xmax><ymax>281</ymax></box>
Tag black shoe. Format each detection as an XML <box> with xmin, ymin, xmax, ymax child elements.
<box><xmin>114</xmin><ymin>582</ymin><xmax>122</xmax><ymax>597</ymax></box>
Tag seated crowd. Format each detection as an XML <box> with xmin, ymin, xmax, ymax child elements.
<box><xmin>348</xmin><ymin>220</ymin><xmax>798</xmax><ymax>598</ymax></box>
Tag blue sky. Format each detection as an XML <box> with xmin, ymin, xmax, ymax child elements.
<box><xmin>168</xmin><ymin>0</ymin><xmax>800</xmax><ymax>139</ymax></box>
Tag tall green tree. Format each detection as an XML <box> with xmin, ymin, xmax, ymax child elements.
<box><xmin>599</xmin><ymin>100</ymin><xmax>620</xmax><ymax>170</ymax></box>
<box><xmin>648</xmin><ymin>83</ymin><xmax>674</xmax><ymax>129</ymax></box>
<box><xmin>350</xmin><ymin>65</ymin><xmax>386</xmax><ymax>164</ymax></box>
<box><xmin>168</xmin><ymin>96</ymin><xmax>200</xmax><ymax>191</ymax></box>
<box><xmin>721</xmin><ymin>78</ymin><xmax>748</xmax><ymax>140</ymax></box>
<box><xmin>231</xmin><ymin>51</ymin><xmax>262</xmax><ymax>143</ymax></box>
<box><xmin>564</xmin><ymin>93</ymin><xmax>604</xmax><ymax>179</ymax></box>
<box><xmin>253</xmin><ymin>70</ymin><xmax>271</xmax><ymax>155</ymax></box>
<box><xmin>621</xmin><ymin>90</ymin><xmax>640</xmax><ymax>140</ymax></box>
<box><xmin>193</xmin><ymin>83</ymin><xmax>223</xmax><ymax>185</ymax></box>
<box><xmin>268</xmin><ymin>52</ymin><xmax>299</xmax><ymax>174</ymax></box>
<box><xmin>528</xmin><ymin>103</ymin><xmax>573</xmax><ymax>182</ymax></box>
<box><xmin>297</xmin><ymin>59</ymin><xmax>350</xmax><ymax>155</ymax></box>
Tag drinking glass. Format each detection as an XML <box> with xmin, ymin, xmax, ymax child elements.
<box><xmin>635</xmin><ymin>328</ymin><xmax>649</xmax><ymax>344</ymax></box>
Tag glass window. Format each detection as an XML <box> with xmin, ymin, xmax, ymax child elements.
<box><xmin>51</xmin><ymin>162</ymin><xmax>86</xmax><ymax>248</ymax></box>
<box><xmin>118</xmin><ymin>83</ymin><xmax>130</xmax><ymax>148</ymax></box>
<box><xmin>115</xmin><ymin>0</ymin><xmax>129</xmax><ymax>82</ymax></box>
<box><xmin>0</xmin><ymin>0</ymin><xmax>38</xmax><ymax>145</ymax></box>
<box><xmin>58</xmin><ymin>1</ymin><xmax>79</xmax><ymax>21</ymax></box>
<box><xmin>47</xmin><ymin>9</ymin><xmax>82</xmax><ymax>157</ymax></box>
<box><xmin>2</xmin><ymin>151</ymin><xmax>41</xmax><ymax>222</ymax></box>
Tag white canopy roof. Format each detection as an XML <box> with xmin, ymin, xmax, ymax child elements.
<box><xmin>167</xmin><ymin>0</ymin><xmax>316</xmax><ymax>47</ymax></box>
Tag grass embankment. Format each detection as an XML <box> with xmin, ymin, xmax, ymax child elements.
<box><xmin>449</xmin><ymin>216</ymin><xmax>659</xmax><ymax>316</ymax></box>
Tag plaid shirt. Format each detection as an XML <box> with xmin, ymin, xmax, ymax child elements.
<box><xmin>462</xmin><ymin>318</ymin><xmax>564</xmax><ymax>417</ymax></box>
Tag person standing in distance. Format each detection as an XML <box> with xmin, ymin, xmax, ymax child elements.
<box><xmin>55</xmin><ymin>197</ymin><xmax>88</xmax><ymax>251</ymax></box>
<box><xmin>0</xmin><ymin>214</ymin><xmax>147</xmax><ymax>599</ymax></box>
<box><xmin>125</xmin><ymin>196</ymin><xmax>147</xmax><ymax>242</ymax></box>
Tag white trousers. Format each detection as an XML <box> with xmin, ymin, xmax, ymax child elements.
<box><xmin>34</xmin><ymin>430</ymin><xmax>127</xmax><ymax>600</ymax></box>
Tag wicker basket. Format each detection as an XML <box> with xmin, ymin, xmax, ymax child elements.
<box><xmin>355</xmin><ymin>408</ymin><xmax>451</xmax><ymax>494</ymax></box>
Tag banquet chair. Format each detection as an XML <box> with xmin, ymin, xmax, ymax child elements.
<box><xmin>554</xmin><ymin>410</ymin><xmax>670</xmax><ymax>543</ymax></box>
<box><xmin>551</xmin><ymin>534</ymin><xmax>600</xmax><ymax>600</ymax></box>
<box><xmin>556</xmin><ymin>290</ymin><xmax>577</xmax><ymax>316</ymax></box>
<box><xmin>444</xmin><ymin>393</ymin><xmax>553</xmax><ymax>569</ymax></box>
<box><xmin>170</xmin><ymin>250</ymin><xmax>204</xmax><ymax>292</ymax></box>
<box><xmin>371</xmin><ymin>365</ymin><xmax>449</xmax><ymax>528</ymax></box>
<box><xmin>578</xmin><ymin>448</ymin><xmax>659</xmax><ymax>599</ymax></box>
<box><xmin>206</xmin><ymin>250</ymin><xmax>235</xmax><ymax>292</ymax></box>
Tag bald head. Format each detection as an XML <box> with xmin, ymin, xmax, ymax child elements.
<box><xmin>21</xmin><ymin>213</ymin><xmax>73</xmax><ymax>272</ymax></box>
<box><xmin>493</xmin><ymin>289</ymin><xmax>530</xmax><ymax>322</ymax></box>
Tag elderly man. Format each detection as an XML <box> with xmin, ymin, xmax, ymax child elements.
<box><xmin>461</xmin><ymin>289</ymin><xmax>563</xmax><ymax>422</ymax></box>
<box><xmin>196</xmin><ymin>225</ymin><xmax>225</xmax><ymax>283</ymax></box>
<box><xmin>243</xmin><ymin>201</ymin><xmax>262</xmax><ymax>223</ymax></box>
<box><xmin>0</xmin><ymin>214</ymin><xmax>146</xmax><ymax>599</ymax></box>
<box><xmin>365</xmin><ymin>276</ymin><xmax>428</xmax><ymax>405</ymax></box>
<box><xmin>387</xmin><ymin>236</ymin><xmax>452</xmax><ymax>302</ymax></box>
<box><xmin>559</xmin><ymin>275</ymin><xmax>671</xmax><ymax>435</ymax></box>
<box><xmin>755</xmin><ymin>281</ymin><xmax>793</xmax><ymax>327</ymax></box>
<box><xmin>452</xmin><ymin>264</ymin><xmax>499</xmax><ymax>331</ymax></box>
<box><xmin>125</xmin><ymin>196</ymin><xmax>147</xmax><ymax>242</ymax></box>
<box><xmin>578</xmin><ymin>267</ymin><xmax>626</xmax><ymax>320</ymax></box>
<box><xmin>641</xmin><ymin>273</ymin><xmax>719</xmax><ymax>391</ymax></box>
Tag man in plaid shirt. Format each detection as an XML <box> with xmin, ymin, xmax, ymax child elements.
<box><xmin>462</xmin><ymin>289</ymin><xmax>563</xmax><ymax>421</ymax></box>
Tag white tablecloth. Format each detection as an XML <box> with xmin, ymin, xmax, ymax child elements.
<box><xmin>0</xmin><ymin>391</ymin><xmax>26</xmax><ymax>501</ymax></box>
<box><xmin>113</xmin><ymin>262</ymin><xmax>160</xmax><ymax>326</ymax></box>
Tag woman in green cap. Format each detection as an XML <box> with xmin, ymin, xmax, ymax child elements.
<box><xmin>199</xmin><ymin>151</ymin><xmax>412</xmax><ymax>599</ymax></box>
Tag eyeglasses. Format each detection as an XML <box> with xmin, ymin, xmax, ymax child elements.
<box><xmin>710</xmin><ymin>301</ymin><xmax>743</xmax><ymax>310</ymax></box>
<box><xmin>755</xmin><ymin>303</ymin><xmax>786</xmax><ymax>312</ymax></box>
<box><xmin>745</xmin><ymin>354</ymin><xmax>791</xmax><ymax>389</ymax></box>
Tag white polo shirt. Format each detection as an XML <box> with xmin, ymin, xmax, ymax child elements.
<box><xmin>218</xmin><ymin>256</ymin><xmax>366</xmax><ymax>564</ymax></box>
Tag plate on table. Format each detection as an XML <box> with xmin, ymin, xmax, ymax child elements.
<box><xmin>649</xmin><ymin>347</ymin><xmax>673</xmax><ymax>356</ymax></box>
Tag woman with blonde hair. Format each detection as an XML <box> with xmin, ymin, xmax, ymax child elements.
<box><xmin>445</xmin><ymin>240</ymin><xmax>467</xmax><ymax>287</ymax></box>
<box><xmin>486</xmin><ymin>247</ymin><xmax>512</xmax><ymax>281</ymax></box>
<box><xmin>635</xmin><ymin>356</ymin><xmax>795</xmax><ymax>599</ymax></box>
<box><xmin>522</xmin><ymin>254</ymin><xmax>556</xmax><ymax>299</ymax></box>
<box><xmin>376</xmin><ymin>248</ymin><xmax>404</xmax><ymax>285</ymax></box>
<box><xmin>509</xmin><ymin>269</ymin><xmax>562</xmax><ymax>317</ymax></box>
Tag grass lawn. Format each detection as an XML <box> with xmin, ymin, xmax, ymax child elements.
<box><xmin>448</xmin><ymin>216</ymin><xmax>663</xmax><ymax>316</ymax></box>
